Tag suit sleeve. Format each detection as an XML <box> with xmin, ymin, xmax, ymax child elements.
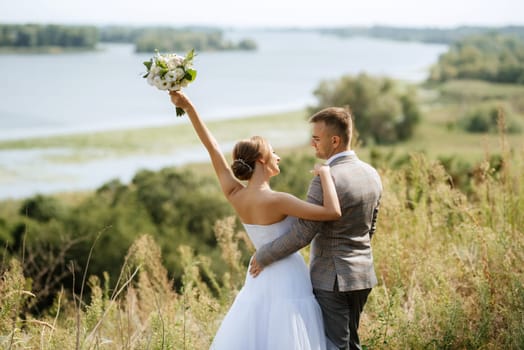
<box><xmin>255</xmin><ymin>177</ymin><xmax>324</xmax><ymax>267</ymax></box>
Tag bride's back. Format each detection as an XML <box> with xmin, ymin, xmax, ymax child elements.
<box><xmin>229</xmin><ymin>186</ymin><xmax>286</xmax><ymax>225</ymax></box>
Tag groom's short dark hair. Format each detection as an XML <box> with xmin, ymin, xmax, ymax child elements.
<box><xmin>309</xmin><ymin>106</ymin><xmax>353</xmax><ymax>146</ymax></box>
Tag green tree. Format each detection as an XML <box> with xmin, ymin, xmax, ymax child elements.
<box><xmin>19</xmin><ymin>194</ymin><xmax>67</xmax><ymax>222</ymax></box>
<box><xmin>429</xmin><ymin>33</ymin><xmax>524</xmax><ymax>84</ymax></box>
<box><xmin>309</xmin><ymin>73</ymin><xmax>421</xmax><ymax>145</ymax></box>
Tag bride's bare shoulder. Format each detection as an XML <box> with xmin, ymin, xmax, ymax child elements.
<box><xmin>266</xmin><ymin>190</ymin><xmax>296</xmax><ymax>204</ymax></box>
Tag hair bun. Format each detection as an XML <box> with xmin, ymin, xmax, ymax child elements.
<box><xmin>232</xmin><ymin>158</ymin><xmax>254</xmax><ymax>180</ymax></box>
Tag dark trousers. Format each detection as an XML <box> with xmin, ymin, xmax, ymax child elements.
<box><xmin>314</xmin><ymin>283</ymin><xmax>371</xmax><ymax>350</ymax></box>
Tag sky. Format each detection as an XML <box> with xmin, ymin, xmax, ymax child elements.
<box><xmin>0</xmin><ymin>0</ymin><xmax>523</xmax><ymax>28</ymax></box>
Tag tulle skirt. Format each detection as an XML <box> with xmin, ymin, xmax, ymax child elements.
<box><xmin>210</xmin><ymin>252</ymin><xmax>326</xmax><ymax>350</ymax></box>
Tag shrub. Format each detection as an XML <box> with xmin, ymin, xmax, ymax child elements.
<box><xmin>309</xmin><ymin>73</ymin><xmax>421</xmax><ymax>145</ymax></box>
<box><xmin>19</xmin><ymin>194</ymin><xmax>67</xmax><ymax>222</ymax></box>
<box><xmin>458</xmin><ymin>102</ymin><xmax>523</xmax><ymax>134</ymax></box>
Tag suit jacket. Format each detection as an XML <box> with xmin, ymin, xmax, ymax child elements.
<box><xmin>255</xmin><ymin>153</ymin><xmax>382</xmax><ymax>292</ymax></box>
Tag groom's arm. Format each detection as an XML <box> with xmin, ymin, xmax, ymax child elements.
<box><xmin>255</xmin><ymin>217</ymin><xmax>321</xmax><ymax>267</ymax></box>
<box><xmin>254</xmin><ymin>177</ymin><xmax>324</xmax><ymax>267</ymax></box>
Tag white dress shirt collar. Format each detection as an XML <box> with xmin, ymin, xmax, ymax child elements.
<box><xmin>325</xmin><ymin>150</ymin><xmax>356</xmax><ymax>165</ymax></box>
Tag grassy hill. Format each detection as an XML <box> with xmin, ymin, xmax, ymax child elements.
<box><xmin>1</xmin><ymin>80</ymin><xmax>523</xmax><ymax>349</ymax></box>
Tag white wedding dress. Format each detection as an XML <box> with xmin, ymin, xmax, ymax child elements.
<box><xmin>210</xmin><ymin>216</ymin><xmax>326</xmax><ymax>350</ymax></box>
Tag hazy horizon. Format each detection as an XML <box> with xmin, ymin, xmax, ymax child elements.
<box><xmin>1</xmin><ymin>0</ymin><xmax>523</xmax><ymax>29</ymax></box>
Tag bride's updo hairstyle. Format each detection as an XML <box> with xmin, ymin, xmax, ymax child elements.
<box><xmin>231</xmin><ymin>136</ymin><xmax>270</xmax><ymax>180</ymax></box>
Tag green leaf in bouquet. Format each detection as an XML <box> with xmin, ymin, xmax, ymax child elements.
<box><xmin>159</xmin><ymin>68</ymin><xmax>169</xmax><ymax>78</ymax></box>
<box><xmin>142</xmin><ymin>60</ymin><xmax>152</xmax><ymax>78</ymax></box>
<box><xmin>184</xmin><ymin>68</ymin><xmax>197</xmax><ymax>82</ymax></box>
<box><xmin>183</xmin><ymin>49</ymin><xmax>196</xmax><ymax>65</ymax></box>
<box><xmin>157</xmin><ymin>59</ymin><xmax>168</xmax><ymax>70</ymax></box>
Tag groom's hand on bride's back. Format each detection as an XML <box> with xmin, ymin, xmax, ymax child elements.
<box><xmin>249</xmin><ymin>255</ymin><xmax>263</xmax><ymax>277</ymax></box>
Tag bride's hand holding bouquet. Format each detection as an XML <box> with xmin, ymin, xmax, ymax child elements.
<box><xmin>169</xmin><ymin>90</ymin><xmax>193</xmax><ymax>114</ymax></box>
<box><xmin>142</xmin><ymin>49</ymin><xmax>197</xmax><ymax>116</ymax></box>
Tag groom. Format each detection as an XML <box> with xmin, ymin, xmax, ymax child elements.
<box><xmin>250</xmin><ymin>106</ymin><xmax>382</xmax><ymax>350</ymax></box>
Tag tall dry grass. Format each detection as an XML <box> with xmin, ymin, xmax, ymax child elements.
<box><xmin>1</xmin><ymin>134</ymin><xmax>523</xmax><ymax>349</ymax></box>
<box><xmin>0</xmin><ymin>216</ymin><xmax>247</xmax><ymax>349</ymax></box>
<box><xmin>362</xmin><ymin>124</ymin><xmax>524</xmax><ymax>349</ymax></box>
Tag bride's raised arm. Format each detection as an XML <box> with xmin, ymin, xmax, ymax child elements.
<box><xmin>169</xmin><ymin>91</ymin><xmax>244</xmax><ymax>198</ymax></box>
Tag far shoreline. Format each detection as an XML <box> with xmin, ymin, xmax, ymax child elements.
<box><xmin>0</xmin><ymin>108</ymin><xmax>309</xmax><ymax>150</ymax></box>
<box><xmin>0</xmin><ymin>104</ymin><xmax>309</xmax><ymax>142</ymax></box>
<box><xmin>0</xmin><ymin>109</ymin><xmax>311</xmax><ymax>201</ymax></box>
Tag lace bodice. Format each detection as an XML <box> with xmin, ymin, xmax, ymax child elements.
<box><xmin>242</xmin><ymin>216</ymin><xmax>297</xmax><ymax>249</ymax></box>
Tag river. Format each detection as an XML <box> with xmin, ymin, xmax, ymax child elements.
<box><xmin>0</xmin><ymin>29</ymin><xmax>447</xmax><ymax>198</ymax></box>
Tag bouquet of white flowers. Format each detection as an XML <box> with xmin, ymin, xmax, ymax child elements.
<box><xmin>143</xmin><ymin>49</ymin><xmax>197</xmax><ymax>116</ymax></box>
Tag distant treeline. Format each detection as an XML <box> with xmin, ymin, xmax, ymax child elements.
<box><xmin>0</xmin><ymin>24</ymin><xmax>98</xmax><ymax>49</ymax></box>
<box><xmin>99</xmin><ymin>26</ymin><xmax>257</xmax><ymax>53</ymax></box>
<box><xmin>318</xmin><ymin>25</ymin><xmax>524</xmax><ymax>44</ymax></box>
<box><xmin>4</xmin><ymin>23</ymin><xmax>524</xmax><ymax>52</ymax></box>
<box><xmin>0</xmin><ymin>24</ymin><xmax>257</xmax><ymax>52</ymax></box>
<box><xmin>429</xmin><ymin>33</ymin><xmax>524</xmax><ymax>84</ymax></box>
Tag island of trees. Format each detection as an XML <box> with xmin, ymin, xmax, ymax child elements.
<box><xmin>0</xmin><ymin>24</ymin><xmax>98</xmax><ymax>51</ymax></box>
<box><xmin>99</xmin><ymin>26</ymin><xmax>257</xmax><ymax>53</ymax></box>
<box><xmin>0</xmin><ymin>24</ymin><xmax>257</xmax><ymax>53</ymax></box>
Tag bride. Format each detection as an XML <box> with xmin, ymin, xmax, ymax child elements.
<box><xmin>169</xmin><ymin>91</ymin><xmax>341</xmax><ymax>350</ymax></box>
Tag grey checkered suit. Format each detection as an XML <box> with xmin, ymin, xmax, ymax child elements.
<box><xmin>256</xmin><ymin>153</ymin><xmax>382</xmax><ymax>349</ymax></box>
<box><xmin>256</xmin><ymin>153</ymin><xmax>382</xmax><ymax>291</ymax></box>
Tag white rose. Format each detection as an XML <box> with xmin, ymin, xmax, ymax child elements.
<box><xmin>159</xmin><ymin>80</ymin><xmax>170</xmax><ymax>90</ymax></box>
<box><xmin>167</xmin><ymin>60</ymin><xmax>176</xmax><ymax>70</ymax></box>
<box><xmin>174</xmin><ymin>68</ymin><xmax>185</xmax><ymax>80</ymax></box>
<box><xmin>170</xmin><ymin>83</ymin><xmax>181</xmax><ymax>91</ymax></box>
<box><xmin>174</xmin><ymin>55</ymin><xmax>184</xmax><ymax>65</ymax></box>
<box><xmin>163</xmin><ymin>71</ymin><xmax>175</xmax><ymax>82</ymax></box>
<box><xmin>180</xmin><ymin>79</ymin><xmax>189</xmax><ymax>87</ymax></box>
<box><xmin>147</xmin><ymin>74</ymin><xmax>155</xmax><ymax>86</ymax></box>
<box><xmin>167</xmin><ymin>55</ymin><xmax>181</xmax><ymax>69</ymax></box>
<box><xmin>150</xmin><ymin>65</ymin><xmax>160</xmax><ymax>77</ymax></box>
<box><xmin>153</xmin><ymin>76</ymin><xmax>163</xmax><ymax>89</ymax></box>
<box><xmin>156</xmin><ymin>55</ymin><xmax>167</xmax><ymax>66</ymax></box>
